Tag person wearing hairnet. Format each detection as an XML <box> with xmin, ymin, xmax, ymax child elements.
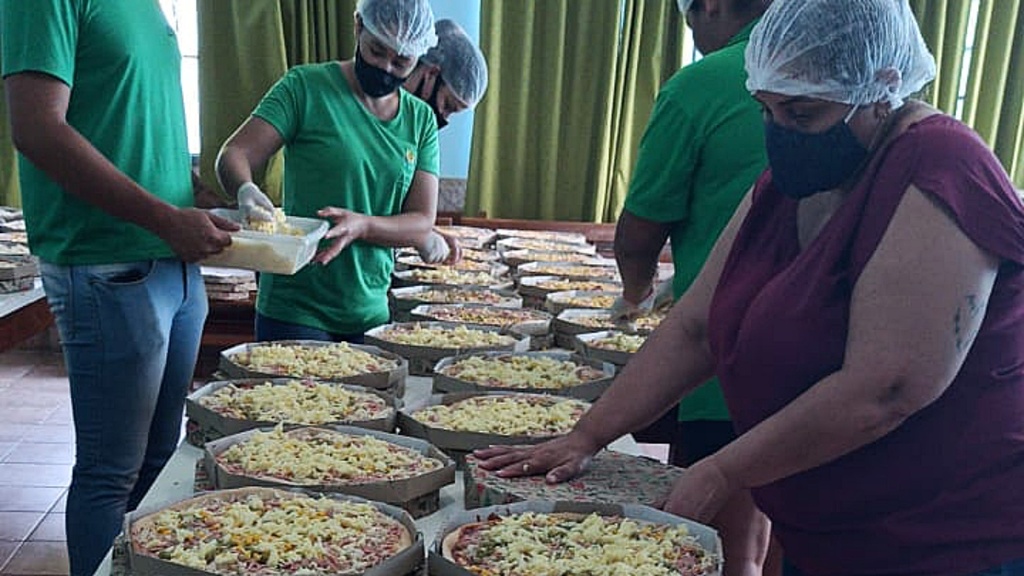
<box><xmin>477</xmin><ymin>0</ymin><xmax>1024</xmax><ymax>574</ymax></box>
<box><xmin>609</xmin><ymin>1</ymin><xmax>773</xmax><ymax>574</ymax></box>
<box><xmin>216</xmin><ymin>0</ymin><xmax>440</xmax><ymax>342</ymax></box>
<box><xmin>403</xmin><ymin>17</ymin><xmax>489</xmax><ymax>264</ymax></box>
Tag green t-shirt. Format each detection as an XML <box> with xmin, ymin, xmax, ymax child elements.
<box><xmin>1</xmin><ymin>0</ymin><xmax>192</xmax><ymax>264</ymax></box>
<box><xmin>624</xmin><ymin>20</ymin><xmax>767</xmax><ymax>421</ymax></box>
<box><xmin>254</xmin><ymin>63</ymin><xmax>440</xmax><ymax>334</ymax></box>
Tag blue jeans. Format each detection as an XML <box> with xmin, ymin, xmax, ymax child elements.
<box><xmin>255</xmin><ymin>311</ymin><xmax>365</xmax><ymax>344</ymax></box>
<box><xmin>41</xmin><ymin>259</ymin><xmax>207</xmax><ymax>576</ymax></box>
<box><xmin>783</xmin><ymin>558</ymin><xmax>1024</xmax><ymax>576</ymax></box>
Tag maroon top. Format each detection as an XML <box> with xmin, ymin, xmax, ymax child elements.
<box><xmin>708</xmin><ymin>115</ymin><xmax>1024</xmax><ymax>576</ymax></box>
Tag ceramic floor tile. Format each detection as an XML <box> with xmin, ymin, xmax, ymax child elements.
<box><xmin>1</xmin><ymin>541</ymin><xmax>68</xmax><ymax>575</ymax></box>
<box><xmin>0</xmin><ymin>425</ymin><xmax>29</xmax><ymax>444</ymax></box>
<box><xmin>0</xmin><ymin>487</ymin><xmax>64</xmax><ymax>513</ymax></box>
<box><xmin>40</xmin><ymin>407</ymin><xmax>71</xmax><ymax>426</ymax></box>
<box><xmin>0</xmin><ymin>512</ymin><xmax>44</xmax><ymax>542</ymax></box>
<box><xmin>48</xmin><ymin>491</ymin><xmax>66</xmax><ymax>514</ymax></box>
<box><xmin>0</xmin><ymin>444</ymin><xmax>16</xmax><ymax>462</ymax></box>
<box><xmin>27</xmin><ymin>515</ymin><xmax>63</xmax><ymax>542</ymax></box>
<box><xmin>0</xmin><ymin>391</ymin><xmax>67</xmax><ymax>411</ymax></box>
<box><xmin>0</xmin><ymin>464</ymin><xmax>72</xmax><ymax>488</ymax></box>
<box><xmin>0</xmin><ymin>542</ymin><xmax>18</xmax><ymax>572</ymax></box>
<box><xmin>3</xmin><ymin>408</ymin><xmax>58</xmax><ymax>426</ymax></box>
<box><xmin>3</xmin><ymin>445</ymin><xmax>74</xmax><ymax>466</ymax></box>
<box><xmin>19</xmin><ymin>427</ymin><xmax>73</xmax><ymax>445</ymax></box>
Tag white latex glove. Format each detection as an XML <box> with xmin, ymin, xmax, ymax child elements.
<box><xmin>237</xmin><ymin>181</ymin><xmax>275</xmax><ymax>223</ymax></box>
<box><xmin>652</xmin><ymin>275</ymin><xmax>676</xmax><ymax>311</ymax></box>
<box><xmin>609</xmin><ymin>289</ymin><xmax>656</xmax><ymax>325</ymax></box>
<box><xmin>417</xmin><ymin>231</ymin><xmax>451</xmax><ymax>264</ymax></box>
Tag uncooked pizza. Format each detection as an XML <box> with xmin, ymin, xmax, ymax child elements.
<box><xmin>231</xmin><ymin>342</ymin><xmax>398</xmax><ymax>379</ymax></box>
<box><xmin>397</xmin><ymin>255</ymin><xmax>494</xmax><ymax>272</ymax></box>
<box><xmin>548</xmin><ymin>292</ymin><xmax>617</xmax><ymax>309</ymax></box>
<box><xmin>525</xmin><ymin>264</ymin><xmax>620</xmax><ymax>280</ymax></box>
<box><xmin>375</xmin><ymin>324</ymin><xmax>517</xmax><ymax>349</ymax></box>
<box><xmin>406</xmin><ymin>268</ymin><xmax>501</xmax><ymax>286</ymax></box>
<box><xmin>131</xmin><ymin>489</ymin><xmax>412</xmax><ymax>575</ymax></box>
<box><xmin>411</xmin><ymin>395</ymin><xmax>588</xmax><ymax>436</ymax></box>
<box><xmin>461</xmin><ymin>248</ymin><xmax>500</xmax><ymax>262</ymax></box>
<box><xmin>499</xmin><ymin>238</ymin><xmax>595</xmax><ymax>253</ymax></box>
<box><xmin>442</xmin><ymin>511</ymin><xmax>716</xmax><ymax>576</ymax></box>
<box><xmin>396</xmin><ymin>287</ymin><xmax>519</xmax><ymax>307</ymax></box>
<box><xmin>416</xmin><ymin>305</ymin><xmax>549</xmax><ymax>328</ymax></box>
<box><xmin>437</xmin><ymin>354</ymin><xmax>605</xmax><ymax>390</ymax></box>
<box><xmin>496</xmin><ymin>228</ymin><xmax>587</xmax><ymax>244</ymax></box>
<box><xmin>532</xmin><ymin>278</ymin><xmax>621</xmax><ymax>293</ymax></box>
<box><xmin>215</xmin><ymin>426</ymin><xmax>443</xmax><ymax>485</ymax></box>
<box><xmin>589</xmin><ymin>332</ymin><xmax>647</xmax><ymax>354</ymax></box>
<box><xmin>197</xmin><ymin>380</ymin><xmax>391</xmax><ymax>425</ymax></box>
<box><xmin>562</xmin><ymin>310</ymin><xmax>666</xmax><ymax>332</ymax></box>
<box><xmin>506</xmin><ymin>249</ymin><xmax>594</xmax><ymax>264</ymax></box>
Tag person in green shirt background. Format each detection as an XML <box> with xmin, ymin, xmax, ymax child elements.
<box><xmin>216</xmin><ymin>0</ymin><xmax>440</xmax><ymax>342</ymax></box>
<box><xmin>610</xmin><ymin>0</ymin><xmax>772</xmax><ymax>574</ymax></box>
<box><xmin>1</xmin><ymin>1</ymin><xmax>237</xmax><ymax>574</ymax></box>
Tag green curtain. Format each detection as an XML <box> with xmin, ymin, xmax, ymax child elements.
<box><xmin>0</xmin><ymin>45</ymin><xmax>20</xmax><ymax>207</ymax></box>
<box><xmin>197</xmin><ymin>0</ymin><xmax>357</xmax><ymax>203</ymax></box>
<box><xmin>466</xmin><ymin>0</ymin><xmax>686</xmax><ymax>223</ymax></box>
<box><xmin>908</xmin><ymin>0</ymin><xmax>973</xmax><ymax>112</ymax></box>
<box><xmin>960</xmin><ymin>0</ymin><xmax>1024</xmax><ymax>186</ymax></box>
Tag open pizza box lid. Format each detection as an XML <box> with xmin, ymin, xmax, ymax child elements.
<box><xmin>432</xmin><ymin>350</ymin><xmax>615</xmax><ymax>402</ymax></box>
<box><xmin>203</xmin><ymin>425</ymin><xmax>456</xmax><ymax>503</ymax></box>
<box><xmin>198</xmin><ymin>208</ymin><xmax>329</xmax><ymax>275</ymax></box>
<box><xmin>495</xmin><ymin>228</ymin><xmax>589</xmax><ymax>245</ymax></box>
<box><xmin>408</xmin><ymin>304</ymin><xmax>552</xmax><ymax>337</ymax></box>
<box><xmin>364</xmin><ymin>322</ymin><xmax>530</xmax><ymax>376</ymax></box>
<box><xmin>185</xmin><ymin>378</ymin><xmax>399</xmax><ymax>438</ymax></box>
<box><xmin>389</xmin><ymin>285</ymin><xmax>522</xmax><ymax>315</ymax></box>
<box><xmin>575</xmin><ymin>330</ymin><xmax>647</xmax><ymax>366</ymax></box>
<box><xmin>391</xmin><ymin>268</ymin><xmax>514</xmax><ymax>291</ymax></box>
<box><xmin>426</xmin><ymin>500</ymin><xmax>722</xmax><ymax>576</ymax></box>
<box><xmin>544</xmin><ymin>289</ymin><xmax>619</xmax><ymax>315</ymax></box>
<box><xmin>517</xmin><ymin>275</ymin><xmax>621</xmax><ymax>300</ymax></box>
<box><xmin>125</xmin><ymin>486</ymin><xmax>424</xmax><ymax>576</ymax></box>
<box><xmin>515</xmin><ymin>261</ymin><xmax>622</xmax><ymax>282</ymax></box>
<box><xmin>218</xmin><ymin>340</ymin><xmax>408</xmax><ymax>392</ymax></box>
<box><xmin>397</xmin><ymin>391</ymin><xmax>589</xmax><ymax>452</ymax></box>
<box><xmin>496</xmin><ymin>237</ymin><xmax>597</xmax><ymax>256</ymax></box>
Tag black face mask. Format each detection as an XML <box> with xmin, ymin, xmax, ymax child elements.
<box><xmin>354</xmin><ymin>47</ymin><xmax>407</xmax><ymax>97</ymax></box>
<box><xmin>425</xmin><ymin>76</ymin><xmax>449</xmax><ymax>130</ymax></box>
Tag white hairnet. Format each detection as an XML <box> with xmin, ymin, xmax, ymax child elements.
<box><xmin>419</xmin><ymin>19</ymin><xmax>488</xmax><ymax>107</ymax></box>
<box><xmin>745</xmin><ymin>0</ymin><xmax>936</xmax><ymax>108</ymax></box>
<box><xmin>357</xmin><ymin>0</ymin><xmax>437</xmax><ymax>58</ymax></box>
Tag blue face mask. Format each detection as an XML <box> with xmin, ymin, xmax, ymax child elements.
<box><xmin>765</xmin><ymin>106</ymin><xmax>868</xmax><ymax>199</ymax></box>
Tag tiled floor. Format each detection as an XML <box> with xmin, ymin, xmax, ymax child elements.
<box><xmin>0</xmin><ymin>349</ymin><xmax>72</xmax><ymax>576</ymax></box>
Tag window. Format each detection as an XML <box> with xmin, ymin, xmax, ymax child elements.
<box><xmin>953</xmin><ymin>0</ymin><xmax>982</xmax><ymax>119</ymax></box>
<box><xmin>159</xmin><ymin>0</ymin><xmax>200</xmax><ymax>156</ymax></box>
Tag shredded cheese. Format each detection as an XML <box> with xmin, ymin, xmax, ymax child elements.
<box><xmin>414</xmin><ymin>395</ymin><xmax>588</xmax><ymax>436</ymax></box>
<box><xmin>440</xmin><ymin>355</ymin><xmax>604</xmax><ymax>389</ymax></box>
<box><xmin>198</xmin><ymin>380</ymin><xmax>390</xmax><ymax>425</ymax></box>
<box><xmin>235</xmin><ymin>342</ymin><xmax>397</xmax><ymax>379</ymax></box>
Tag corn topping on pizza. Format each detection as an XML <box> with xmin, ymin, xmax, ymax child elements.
<box><xmin>442</xmin><ymin>511</ymin><xmax>716</xmax><ymax>576</ymax></box>
<box><xmin>232</xmin><ymin>342</ymin><xmax>397</xmax><ymax>379</ymax></box>
<box><xmin>131</xmin><ymin>490</ymin><xmax>412</xmax><ymax>575</ymax></box>
<box><xmin>549</xmin><ymin>293</ymin><xmax>617</xmax><ymax>309</ymax></box>
<box><xmin>532</xmin><ymin>278</ymin><xmax>621</xmax><ymax>293</ymax></box>
<box><xmin>438</xmin><ymin>354</ymin><xmax>605</xmax><ymax>390</ymax></box>
<box><xmin>397</xmin><ymin>287</ymin><xmax>518</xmax><ymax>306</ymax></box>
<box><xmin>398</xmin><ymin>255</ymin><xmax>493</xmax><ymax>272</ymax></box>
<box><xmin>243</xmin><ymin>207</ymin><xmax>303</xmax><ymax>236</ymax></box>
<box><xmin>407</xmin><ymin>268</ymin><xmax>501</xmax><ymax>286</ymax></box>
<box><xmin>412</xmin><ymin>395</ymin><xmax>588</xmax><ymax>436</ymax></box>
<box><xmin>417</xmin><ymin>306</ymin><xmax>548</xmax><ymax>328</ymax></box>
<box><xmin>216</xmin><ymin>426</ymin><xmax>443</xmax><ymax>485</ymax></box>
<box><xmin>377</xmin><ymin>324</ymin><xmax>517</xmax><ymax>349</ymax></box>
<box><xmin>197</xmin><ymin>380</ymin><xmax>391</xmax><ymax>425</ymax></box>
<box><xmin>589</xmin><ymin>332</ymin><xmax>647</xmax><ymax>354</ymax></box>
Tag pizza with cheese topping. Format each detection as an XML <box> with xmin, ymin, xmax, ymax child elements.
<box><xmin>561</xmin><ymin>310</ymin><xmax>666</xmax><ymax>333</ymax></box>
<box><xmin>412</xmin><ymin>395</ymin><xmax>588</xmax><ymax>437</ymax></box>
<box><xmin>462</xmin><ymin>248</ymin><xmax>500</xmax><ymax>262</ymax></box>
<box><xmin>441</xmin><ymin>511</ymin><xmax>716</xmax><ymax>576</ymax></box>
<box><xmin>531</xmin><ymin>278</ymin><xmax>621</xmax><ymax>293</ymax></box>
<box><xmin>496</xmin><ymin>228</ymin><xmax>587</xmax><ymax>244</ymax></box>
<box><xmin>548</xmin><ymin>292</ymin><xmax>617</xmax><ymax>310</ymax></box>
<box><xmin>197</xmin><ymin>380</ymin><xmax>392</xmax><ymax>425</ymax></box>
<box><xmin>522</xmin><ymin>263</ymin><xmax>620</xmax><ymax>280</ymax></box>
<box><xmin>415</xmin><ymin>305</ymin><xmax>549</xmax><ymax>328</ymax></box>
<box><xmin>505</xmin><ymin>249</ymin><xmax>595</xmax><ymax>264</ymax></box>
<box><xmin>215</xmin><ymin>426</ymin><xmax>444</xmax><ymax>485</ymax></box>
<box><xmin>406</xmin><ymin>268</ymin><xmax>503</xmax><ymax>286</ymax></box>
<box><xmin>131</xmin><ymin>488</ymin><xmax>413</xmax><ymax>575</ymax></box>
<box><xmin>438</xmin><ymin>354</ymin><xmax>605</xmax><ymax>390</ymax></box>
<box><xmin>589</xmin><ymin>332</ymin><xmax>647</xmax><ymax>354</ymax></box>
<box><xmin>230</xmin><ymin>342</ymin><xmax>398</xmax><ymax>380</ymax></box>
<box><xmin>395</xmin><ymin>287</ymin><xmax>519</xmax><ymax>307</ymax></box>
<box><xmin>498</xmin><ymin>238</ymin><xmax>596</xmax><ymax>254</ymax></box>
<box><xmin>397</xmin><ymin>255</ymin><xmax>494</xmax><ymax>272</ymax></box>
<box><xmin>375</xmin><ymin>324</ymin><xmax>517</xmax><ymax>349</ymax></box>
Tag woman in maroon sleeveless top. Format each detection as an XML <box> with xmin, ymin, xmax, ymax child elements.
<box><xmin>476</xmin><ymin>1</ymin><xmax>1024</xmax><ymax>574</ymax></box>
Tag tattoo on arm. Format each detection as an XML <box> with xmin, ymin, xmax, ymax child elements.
<box><xmin>953</xmin><ymin>294</ymin><xmax>984</xmax><ymax>352</ymax></box>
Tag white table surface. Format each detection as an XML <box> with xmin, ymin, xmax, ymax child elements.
<box><xmin>0</xmin><ymin>278</ymin><xmax>44</xmax><ymax>318</ymax></box>
<box><xmin>94</xmin><ymin>374</ymin><xmax>640</xmax><ymax>575</ymax></box>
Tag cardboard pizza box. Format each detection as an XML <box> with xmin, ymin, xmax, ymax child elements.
<box><xmin>389</xmin><ymin>285</ymin><xmax>522</xmax><ymax>321</ymax></box>
<box><xmin>553</xmin><ymin>308</ymin><xmax>661</xmax><ymax>349</ymax></box>
<box><xmin>185</xmin><ymin>378</ymin><xmax>400</xmax><ymax>440</ymax></box>
<box><xmin>575</xmin><ymin>330</ymin><xmax>647</xmax><ymax>366</ymax></box>
<box><xmin>496</xmin><ymin>236</ymin><xmax>597</xmax><ymax>256</ymax></box>
<box><xmin>494</xmin><ymin>228</ymin><xmax>589</xmax><ymax>245</ymax></box>
<box><xmin>517</xmin><ymin>275</ymin><xmax>621</xmax><ymax>301</ymax></box>
<box><xmin>544</xmin><ymin>289</ymin><xmax>619</xmax><ymax>315</ymax></box>
<box><xmin>434</xmin><ymin>225</ymin><xmax>497</xmax><ymax>249</ymax></box>
<box><xmin>198</xmin><ymin>208</ymin><xmax>328</xmax><ymax>275</ymax></box>
<box><xmin>203</xmin><ymin>425</ymin><xmax>456</xmax><ymax>509</ymax></box>
<box><xmin>397</xmin><ymin>391</ymin><xmax>590</xmax><ymax>457</ymax></box>
<box><xmin>394</xmin><ymin>255</ymin><xmax>506</xmax><ymax>276</ymax></box>
<box><xmin>125</xmin><ymin>487</ymin><xmax>424</xmax><ymax>576</ymax></box>
<box><xmin>408</xmin><ymin>303</ymin><xmax>552</xmax><ymax>337</ymax></box>
<box><xmin>364</xmin><ymin>322</ymin><xmax>530</xmax><ymax>376</ymax></box>
<box><xmin>462</xmin><ymin>451</ymin><xmax>684</xmax><ymax>509</ymax></box>
<box><xmin>432</xmin><ymin>350</ymin><xmax>615</xmax><ymax>401</ymax></box>
<box><xmin>391</xmin><ymin>268</ymin><xmax>514</xmax><ymax>291</ymax></box>
<box><xmin>427</xmin><ymin>500</ymin><xmax>722</xmax><ymax>576</ymax></box>
<box><xmin>500</xmin><ymin>248</ymin><xmax>605</xmax><ymax>269</ymax></box>
<box><xmin>515</xmin><ymin>261</ymin><xmax>622</xmax><ymax>283</ymax></box>
<box><xmin>218</xmin><ymin>340</ymin><xmax>408</xmax><ymax>394</ymax></box>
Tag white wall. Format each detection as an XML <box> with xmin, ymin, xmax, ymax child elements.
<box><xmin>429</xmin><ymin>0</ymin><xmax>482</xmax><ymax>179</ymax></box>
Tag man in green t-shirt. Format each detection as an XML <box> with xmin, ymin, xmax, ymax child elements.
<box><xmin>611</xmin><ymin>1</ymin><xmax>771</xmax><ymax>574</ymax></box>
<box><xmin>1</xmin><ymin>1</ymin><xmax>237</xmax><ymax>574</ymax></box>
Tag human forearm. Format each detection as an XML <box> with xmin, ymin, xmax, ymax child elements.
<box><xmin>614</xmin><ymin>211</ymin><xmax>672</xmax><ymax>302</ymax></box>
<box><xmin>214</xmin><ymin>144</ymin><xmax>258</xmax><ymax>199</ymax></box>
<box><xmin>360</xmin><ymin>211</ymin><xmax>434</xmax><ymax>247</ymax></box>
<box><xmin>574</xmin><ymin>303</ymin><xmax>716</xmax><ymax>448</ymax></box>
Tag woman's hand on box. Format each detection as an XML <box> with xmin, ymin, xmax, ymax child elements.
<box><xmin>314</xmin><ymin>207</ymin><xmax>370</xmax><ymax>264</ymax></box>
<box><xmin>473</xmin><ymin>430</ymin><xmax>603</xmax><ymax>484</ymax></box>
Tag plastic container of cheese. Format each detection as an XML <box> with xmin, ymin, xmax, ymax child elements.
<box><xmin>198</xmin><ymin>208</ymin><xmax>328</xmax><ymax>275</ymax></box>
